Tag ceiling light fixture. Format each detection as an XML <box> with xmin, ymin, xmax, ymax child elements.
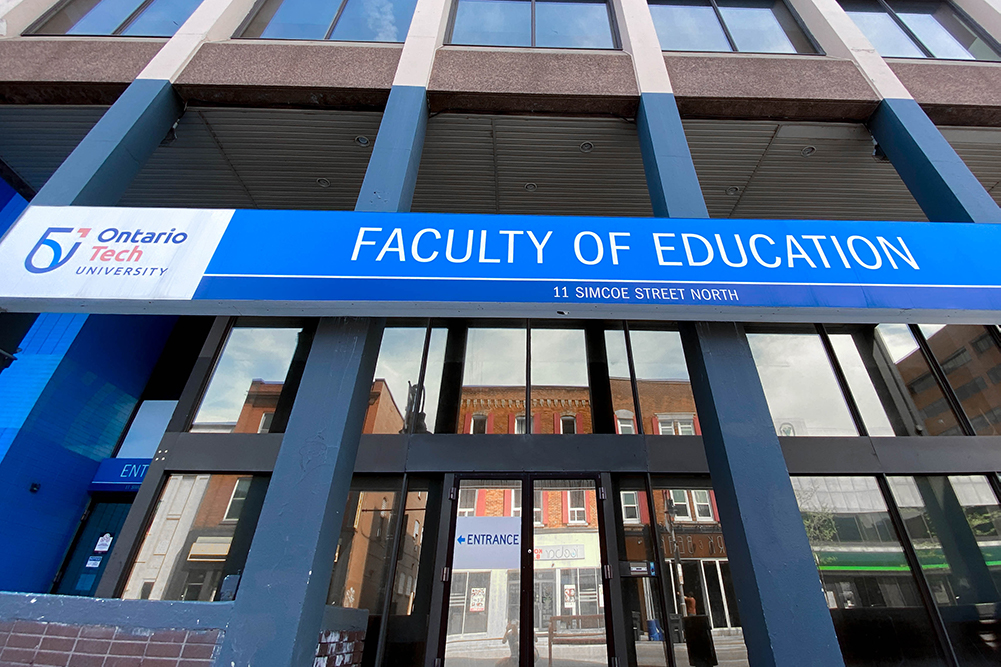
<box><xmin>355</xmin><ymin>135</ymin><xmax>370</xmax><ymax>147</ymax></box>
<box><xmin>579</xmin><ymin>141</ymin><xmax>594</xmax><ymax>153</ymax></box>
<box><xmin>725</xmin><ymin>186</ymin><xmax>740</xmax><ymax>196</ymax></box>
<box><xmin>316</xmin><ymin>178</ymin><xmax>331</xmax><ymax>188</ymax></box>
<box><xmin>801</xmin><ymin>145</ymin><xmax>817</xmax><ymax>157</ymax></box>
<box><xmin>525</xmin><ymin>183</ymin><xmax>538</xmax><ymax>192</ymax></box>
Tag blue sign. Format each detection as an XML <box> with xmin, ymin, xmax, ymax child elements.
<box><xmin>89</xmin><ymin>458</ymin><xmax>151</xmax><ymax>492</ymax></box>
<box><xmin>195</xmin><ymin>211</ymin><xmax>1001</xmax><ymax>318</ymax></box>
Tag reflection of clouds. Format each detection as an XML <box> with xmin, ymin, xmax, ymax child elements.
<box><xmin>719</xmin><ymin>7</ymin><xmax>795</xmax><ymax>52</ymax></box>
<box><xmin>194</xmin><ymin>328</ymin><xmax>301</xmax><ymax>424</ymax></box>
<box><xmin>422</xmin><ymin>329</ymin><xmax>448</xmax><ymax>430</ymax></box>
<box><xmin>629</xmin><ymin>331</ymin><xmax>689</xmax><ymax>381</ymax></box>
<box><xmin>605</xmin><ymin>331</ymin><xmax>631</xmax><ymax>377</ymax></box>
<box><xmin>876</xmin><ymin>323</ymin><xmax>919</xmax><ymax>363</ymax></box>
<box><xmin>536</xmin><ymin>2</ymin><xmax>611</xmax><ymax>47</ymax></box>
<box><xmin>917</xmin><ymin>323</ymin><xmax>946</xmax><ymax>339</ymax></box>
<box><xmin>532</xmin><ymin>330</ymin><xmax>588</xmax><ymax>386</ymax></box>
<box><xmin>464</xmin><ymin>329</ymin><xmax>526</xmax><ymax>386</ymax></box>
<box><xmin>747</xmin><ymin>334</ymin><xmax>856</xmax><ymax>436</ymax></box>
<box><xmin>453</xmin><ymin>0</ymin><xmax>530</xmax><ymax>45</ymax></box>
<box><xmin>363</xmin><ymin>0</ymin><xmax>399</xmax><ymax>41</ymax></box>
<box><xmin>373</xmin><ymin>328</ymin><xmax>425</xmax><ymax>417</ymax></box>
<box><xmin>650</xmin><ymin>4</ymin><xmax>729</xmax><ymax>51</ymax></box>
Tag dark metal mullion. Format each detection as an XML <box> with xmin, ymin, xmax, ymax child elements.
<box><xmin>910</xmin><ymin>324</ymin><xmax>976</xmax><ymax>435</ymax></box>
<box><xmin>373</xmin><ymin>474</ymin><xmax>409</xmax><ymax>667</ymax></box>
<box><xmin>526</xmin><ymin>321</ymin><xmax>533</xmax><ymax>434</ymax></box>
<box><xmin>644</xmin><ymin>474</ymin><xmax>679</xmax><ymax>667</ymax></box>
<box><xmin>623</xmin><ymin>323</ymin><xmax>644</xmax><ymax>435</ymax></box>
<box><xmin>409</xmin><ymin>321</ymin><xmax>434</xmax><ymax>436</ymax></box>
<box><xmin>877</xmin><ymin>0</ymin><xmax>936</xmax><ymax>57</ymax></box>
<box><xmin>323</xmin><ymin>0</ymin><xmax>352</xmax><ymax>40</ymax></box>
<box><xmin>521</xmin><ymin>475</ymin><xmax>534</xmax><ymax>667</ymax></box>
<box><xmin>707</xmin><ymin>0</ymin><xmax>739</xmax><ymax>52</ymax></box>
<box><xmin>530</xmin><ymin>0</ymin><xmax>536</xmax><ymax>47</ymax></box>
<box><xmin>113</xmin><ymin>0</ymin><xmax>159</xmax><ymax>35</ymax></box>
<box><xmin>816</xmin><ymin>324</ymin><xmax>869</xmax><ymax>437</ymax></box>
<box><xmin>875</xmin><ymin>474</ymin><xmax>961</xmax><ymax>667</ymax></box>
<box><xmin>986</xmin><ymin>324</ymin><xmax>1001</xmax><ymax>354</ymax></box>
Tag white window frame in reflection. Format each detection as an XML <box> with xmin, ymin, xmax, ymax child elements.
<box><xmin>223</xmin><ymin>477</ymin><xmax>252</xmax><ymax>523</ymax></box>
<box><xmin>470</xmin><ymin>414</ymin><xmax>487</xmax><ymax>434</ymax></box>
<box><xmin>534</xmin><ymin>489</ymin><xmax>544</xmax><ymax>525</ymax></box>
<box><xmin>512</xmin><ymin>488</ymin><xmax>523</xmax><ymax>517</ymax></box>
<box><xmin>568</xmin><ymin>489</ymin><xmax>588</xmax><ymax>524</ymax></box>
<box><xmin>458</xmin><ymin>488</ymin><xmax>477</xmax><ymax>516</ymax></box>
<box><xmin>560</xmin><ymin>415</ymin><xmax>577</xmax><ymax>434</ymax></box>
<box><xmin>693</xmin><ymin>489</ymin><xmax>714</xmax><ymax>521</ymax></box>
<box><xmin>621</xmin><ymin>491</ymin><xmax>641</xmax><ymax>523</ymax></box>
<box><xmin>671</xmin><ymin>489</ymin><xmax>692</xmax><ymax>520</ymax></box>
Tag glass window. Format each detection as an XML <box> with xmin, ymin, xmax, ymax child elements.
<box><xmin>827</xmin><ymin>333</ymin><xmax>897</xmax><ymax>436</ymax></box>
<box><xmin>840</xmin><ymin>0</ymin><xmax>1000</xmax><ymax>60</ymax></box>
<box><xmin>459</xmin><ymin>328</ymin><xmax>526</xmax><ymax>434</ymax></box>
<box><xmin>241</xmin><ymin>0</ymin><xmax>418</xmax><ymax>41</ymax></box>
<box><xmin>449</xmin><ymin>0</ymin><xmax>614</xmax><ymax>48</ymax></box>
<box><xmin>389</xmin><ymin>485</ymin><xmax>428</xmax><ymax>617</ymax></box>
<box><xmin>512</xmin><ymin>489</ymin><xmax>522</xmax><ymax>517</ymax></box>
<box><xmin>122</xmin><ymin>474</ymin><xmax>267</xmax><ymax>601</ymax></box>
<box><xmin>792</xmin><ymin>476</ymin><xmax>947</xmax><ymax>665</ymax></box>
<box><xmin>876</xmin><ymin>324</ymin><xmax>964</xmax><ymax>436</ymax></box>
<box><xmin>534</xmin><ymin>490</ymin><xmax>544</xmax><ymax>524</ymax></box>
<box><xmin>629</xmin><ymin>330</ymin><xmax>700</xmax><ymax>437</ymax></box>
<box><xmin>365</xmin><ymin>328</ymin><xmax>424</xmax><ymax>435</ymax></box>
<box><xmin>190</xmin><ymin>325</ymin><xmax>307</xmax><ymax>434</ymax></box>
<box><xmin>747</xmin><ymin>332</ymin><xmax>858</xmax><ymax>436</ymax></box>
<box><xmin>568</xmin><ymin>489</ymin><xmax>587</xmax><ymax>523</ymax></box>
<box><xmin>606</xmin><ymin>329</ymin><xmax>639</xmax><ymax>436</ymax></box>
<box><xmin>650</xmin><ymin>0</ymin><xmax>814</xmax><ymax>53</ymax></box>
<box><xmin>671</xmin><ymin>489</ymin><xmax>691</xmax><ymax>520</ymax></box>
<box><xmin>458</xmin><ymin>488</ymin><xmax>477</xmax><ymax>516</ymax></box>
<box><xmin>116</xmin><ymin>400</ymin><xmax>177</xmax><ymax>458</ymax></box>
<box><xmin>918</xmin><ymin>324</ymin><xmax>1001</xmax><ymax>435</ymax></box>
<box><xmin>533</xmin><ymin>328</ymin><xmax>592</xmax><ymax>434</ymax></box>
<box><xmin>693</xmin><ymin>489</ymin><xmax>713</xmax><ymax>520</ymax></box>
<box><xmin>31</xmin><ymin>0</ymin><xmax>202</xmax><ymax>35</ymax></box>
<box><xmin>616</xmin><ymin>416</ymin><xmax>636</xmax><ymax>434</ymax></box>
<box><xmin>621</xmin><ymin>491</ymin><xmax>641</xmax><ymax>522</ymax></box>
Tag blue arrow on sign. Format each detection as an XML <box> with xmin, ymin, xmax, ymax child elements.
<box><xmin>458</xmin><ymin>535</ymin><xmax>465</xmax><ymax>544</ymax></box>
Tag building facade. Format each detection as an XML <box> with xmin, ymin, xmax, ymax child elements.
<box><xmin>1</xmin><ymin>0</ymin><xmax>1001</xmax><ymax>664</ymax></box>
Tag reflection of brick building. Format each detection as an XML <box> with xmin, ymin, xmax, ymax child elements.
<box><xmin>896</xmin><ymin>325</ymin><xmax>1001</xmax><ymax>436</ymax></box>
<box><xmin>363</xmin><ymin>378</ymin><xmax>405</xmax><ymax>434</ymax></box>
<box><xmin>610</xmin><ymin>378</ymin><xmax>700</xmax><ymax>435</ymax></box>
<box><xmin>234</xmin><ymin>380</ymin><xmax>282</xmax><ymax>433</ymax></box>
<box><xmin>330</xmin><ymin>490</ymin><xmax>398</xmax><ymax>610</ymax></box>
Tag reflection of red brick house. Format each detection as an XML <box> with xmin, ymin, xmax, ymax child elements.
<box><xmin>330</xmin><ymin>491</ymin><xmax>397</xmax><ymax>610</ymax></box>
<box><xmin>458</xmin><ymin>485</ymin><xmax>600</xmax><ymax>531</ymax></box>
<box><xmin>896</xmin><ymin>325</ymin><xmax>1001</xmax><ymax>436</ymax></box>
<box><xmin>363</xmin><ymin>378</ymin><xmax>405</xmax><ymax>434</ymax></box>
<box><xmin>234</xmin><ymin>380</ymin><xmax>282</xmax><ymax>433</ymax></box>
<box><xmin>610</xmin><ymin>377</ymin><xmax>700</xmax><ymax>435</ymax></box>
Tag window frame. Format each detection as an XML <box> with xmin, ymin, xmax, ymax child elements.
<box><xmin>445</xmin><ymin>0</ymin><xmax>622</xmax><ymax>49</ymax></box>
<box><xmin>647</xmin><ymin>0</ymin><xmax>822</xmax><ymax>55</ymax></box>
<box><xmin>235</xmin><ymin>0</ymin><xmax>415</xmax><ymax>42</ymax></box>
<box><xmin>223</xmin><ymin>477</ymin><xmax>253</xmax><ymax>522</ymax></box>
<box><xmin>567</xmin><ymin>489</ymin><xmax>588</xmax><ymax>524</ymax></box>
<box><xmin>27</xmin><ymin>0</ymin><xmax>187</xmax><ymax>36</ymax></box>
<box><xmin>841</xmin><ymin>0</ymin><xmax>1001</xmax><ymax>60</ymax></box>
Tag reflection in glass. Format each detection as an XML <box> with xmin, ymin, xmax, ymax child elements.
<box><xmin>328</xmin><ymin>480</ymin><xmax>401</xmax><ymax>613</ymax></box>
<box><xmin>385</xmin><ymin>481</ymin><xmax>434</xmax><ymax>665</ymax></box>
<box><xmin>876</xmin><ymin>324</ymin><xmax>963</xmax><ymax>436</ymax></box>
<box><xmin>535</xmin><ymin>479</ymin><xmax>607</xmax><ymax>666</ymax></box>
<box><xmin>191</xmin><ymin>327</ymin><xmax>303</xmax><ymax>433</ymax></box>
<box><xmin>451</xmin><ymin>0</ymin><xmax>532</xmax><ymax>46</ymax></box>
<box><xmin>459</xmin><ymin>329</ymin><xmax>527</xmax><ymax>434</ymax></box>
<box><xmin>120</xmin><ymin>0</ymin><xmax>202</xmax><ymax>34</ymax></box>
<box><xmin>535</xmin><ymin>0</ymin><xmax>614</xmax><ymax>48</ymax></box>
<box><xmin>918</xmin><ymin>324</ymin><xmax>1001</xmax><ymax>435</ymax></box>
<box><xmin>650</xmin><ymin>0</ymin><xmax>731</xmax><ymax>51</ymax></box>
<box><xmin>792</xmin><ymin>476</ymin><xmax>945</xmax><ymax>665</ymax></box>
<box><xmin>747</xmin><ymin>333</ymin><xmax>857</xmax><ymax>436</ymax></box>
<box><xmin>630</xmin><ymin>330</ymin><xmax>699</xmax><ymax>436</ymax></box>
<box><xmin>532</xmin><ymin>329</ymin><xmax>592</xmax><ymax>434</ymax></box>
<box><xmin>890</xmin><ymin>0</ymin><xmax>1000</xmax><ymax>59</ymax></box>
<box><xmin>122</xmin><ymin>474</ymin><xmax>264</xmax><ymax>601</ymax></box>
<box><xmin>34</xmin><ymin>0</ymin><xmax>201</xmax><ymax>35</ymax></box>
<box><xmin>606</xmin><ymin>330</ymin><xmax>639</xmax><ymax>435</ymax></box>
<box><xmin>444</xmin><ymin>480</ymin><xmax>522</xmax><ymax>665</ymax></box>
<box><xmin>365</xmin><ymin>328</ymin><xmax>424</xmax><ymax>435</ymax></box>
<box><xmin>244</xmin><ymin>0</ymin><xmax>417</xmax><ymax>41</ymax></box>
<box><xmin>717</xmin><ymin>0</ymin><xmax>811</xmax><ymax>53</ymax></box>
<box><xmin>651</xmin><ymin>481</ymin><xmax>749</xmax><ymax>666</ymax></box>
<box><xmin>828</xmin><ymin>334</ymin><xmax>895</xmax><ymax>436</ymax></box>
<box><xmin>888</xmin><ymin>475</ymin><xmax>1001</xmax><ymax>665</ymax></box>
<box><xmin>841</xmin><ymin>0</ymin><xmax>927</xmax><ymax>57</ymax></box>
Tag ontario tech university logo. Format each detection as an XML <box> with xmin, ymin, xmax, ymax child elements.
<box><xmin>24</xmin><ymin>227</ymin><xmax>87</xmax><ymax>274</ymax></box>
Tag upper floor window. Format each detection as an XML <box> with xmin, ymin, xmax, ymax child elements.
<box><xmin>840</xmin><ymin>0</ymin><xmax>1001</xmax><ymax>60</ymax></box>
<box><xmin>240</xmin><ymin>0</ymin><xmax>418</xmax><ymax>42</ymax></box>
<box><xmin>29</xmin><ymin>0</ymin><xmax>203</xmax><ymax>36</ymax></box>
<box><xmin>448</xmin><ymin>0</ymin><xmax>616</xmax><ymax>48</ymax></box>
<box><xmin>649</xmin><ymin>0</ymin><xmax>815</xmax><ymax>53</ymax></box>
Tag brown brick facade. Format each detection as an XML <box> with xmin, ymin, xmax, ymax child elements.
<box><xmin>314</xmin><ymin>629</ymin><xmax>365</xmax><ymax>667</ymax></box>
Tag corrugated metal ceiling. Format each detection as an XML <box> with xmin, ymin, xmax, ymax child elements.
<box><xmin>942</xmin><ymin>126</ymin><xmax>1001</xmax><ymax>208</ymax></box>
<box><xmin>0</xmin><ymin>106</ymin><xmax>107</xmax><ymax>192</ymax></box>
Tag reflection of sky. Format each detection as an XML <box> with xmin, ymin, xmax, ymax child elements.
<box><xmin>630</xmin><ymin>331</ymin><xmax>689</xmax><ymax>381</ymax></box>
<box><xmin>464</xmin><ymin>329</ymin><xmax>526</xmax><ymax>385</ymax></box>
<box><xmin>793</xmin><ymin>476</ymin><xmax>888</xmax><ymax>513</ymax></box>
<box><xmin>67</xmin><ymin>0</ymin><xmax>144</xmax><ymax>33</ymax></box>
<box><xmin>828</xmin><ymin>335</ymin><xmax>894</xmax><ymax>435</ymax></box>
<box><xmin>121</xmin><ymin>0</ymin><xmax>202</xmax><ymax>35</ymax></box>
<box><xmin>331</xmin><ymin>0</ymin><xmax>418</xmax><ymax>42</ymax></box>
<box><xmin>649</xmin><ymin>4</ymin><xmax>731</xmax><ymax>51</ymax></box>
<box><xmin>451</xmin><ymin>0</ymin><xmax>531</xmax><ymax>46</ymax></box>
<box><xmin>422</xmin><ymin>330</ymin><xmax>448</xmax><ymax>430</ymax></box>
<box><xmin>535</xmin><ymin>2</ymin><xmax>613</xmax><ymax>48</ymax></box>
<box><xmin>262</xmin><ymin>0</ymin><xmax>340</xmax><ymax>39</ymax></box>
<box><xmin>605</xmin><ymin>330</ymin><xmax>631</xmax><ymax>378</ymax></box>
<box><xmin>533</xmin><ymin>330</ymin><xmax>588</xmax><ymax>386</ymax></box>
<box><xmin>193</xmin><ymin>328</ymin><xmax>301</xmax><ymax>424</ymax></box>
<box><xmin>718</xmin><ymin>6</ymin><xmax>795</xmax><ymax>53</ymax></box>
<box><xmin>897</xmin><ymin>12</ymin><xmax>974</xmax><ymax>59</ymax></box>
<box><xmin>846</xmin><ymin>11</ymin><xmax>925</xmax><ymax>57</ymax></box>
<box><xmin>118</xmin><ymin>400</ymin><xmax>177</xmax><ymax>458</ymax></box>
<box><xmin>373</xmin><ymin>328</ymin><xmax>425</xmax><ymax>419</ymax></box>
<box><xmin>748</xmin><ymin>334</ymin><xmax>857</xmax><ymax>436</ymax></box>
<box><xmin>876</xmin><ymin>323</ymin><xmax>919</xmax><ymax>363</ymax></box>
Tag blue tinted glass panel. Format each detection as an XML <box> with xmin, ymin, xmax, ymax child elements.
<box><xmin>535</xmin><ymin>1</ymin><xmax>613</xmax><ymax>48</ymax></box>
<box><xmin>897</xmin><ymin>11</ymin><xmax>974</xmax><ymax>57</ymax></box>
<box><xmin>121</xmin><ymin>0</ymin><xmax>203</xmax><ymax>35</ymax></box>
<box><xmin>451</xmin><ymin>0</ymin><xmax>531</xmax><ymax>46</ymax></box>
<box><xmin>844</xmin><ymin>7</ymin><xmax>926</xmax><ymax>56</ymax></box>
<box><xmin>329</xmin><ymin>0</ymin><xmax>418</xmax><ymax>41</ymax></box>
<box><xmin>65</xmin><ymin>0</ymin><xmax>144</xmax><ymax>33</ymax></box>
<box><xmin>260</xmin><ymin>0</ymin><xmax>342</xmax><ymax>39</ymax></box>
<box><xmin>717</xmin><ymin>1</ymin><xmax>797</xmax><ymax>52</ymax></box>
<box><xmin>890</xmin><ymin>1</ymin><xmax>998</xmax><ymax>60</ymax></box>
<box><xmin>649</xmin><ymin>1</ymin><xmax>731</xmax><ymax>51</ymax></box>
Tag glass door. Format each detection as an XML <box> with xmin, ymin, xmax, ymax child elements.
<box><xmin>440</xmin><ymin>476</ymin><xmax>611</xmax><ymax>667</ymax></box>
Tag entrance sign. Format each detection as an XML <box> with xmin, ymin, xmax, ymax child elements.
<box><xmin>2</xmin><ymin>206</ymin><xmax>1001</xmax><ymax>322</ymax></box>
<box><xmin>452</xmin><ymin>516</ymin><xmax>521</xmax><ymax>570</ymax></box>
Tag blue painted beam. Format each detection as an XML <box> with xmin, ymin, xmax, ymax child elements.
<box><xmin>869</xmin><ymin>98</ymin><xmax>1001</xmax><ymax>223</ymax></box>
<box><xmin>636</xmin><ymin>92</ymin><xmax>710</xmax><ymax>219</ymax></box>
<box><xmin>355</xmin><ymin>85</ymin><xmax>429</xmax><ymax>213</ymax></box>
<box><xmin>681</xmin><ymin>321</ymin><xmax>845</xmax><ymax>667</ymax></box>
<box><xmin>32</xmin><ymin>79</ymin><xmax>182</xmax><ymax>206</ymax></box>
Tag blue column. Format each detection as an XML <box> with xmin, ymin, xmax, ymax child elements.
<box><xmin>869</xmin><ymin>98</ymin><xmax>1001</xmax><ymax>223</ymax></box>
<box><xmin>637</xmin><ymin>92</ymin><xmax>845</xmax><ymax>666</ymax></box>
<box><xmin>0</xmin><ymin>78</ymin><xmax>183</xmax><ymax>592</ymax></box>
<box><xmin>354</xmin><ymin>85</ymin><xmax>428</xmax><ymax>213</ymax></box>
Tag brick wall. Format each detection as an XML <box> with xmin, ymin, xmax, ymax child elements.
<box><xmin>314</xmin><ymin>629</ymin><xmax>365</xmax><ymax>667</ymax></box>
<box><xmin>0</xmin><ymin>619</ymin><xmax>222</xmax><ymax>667</ymax></box>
